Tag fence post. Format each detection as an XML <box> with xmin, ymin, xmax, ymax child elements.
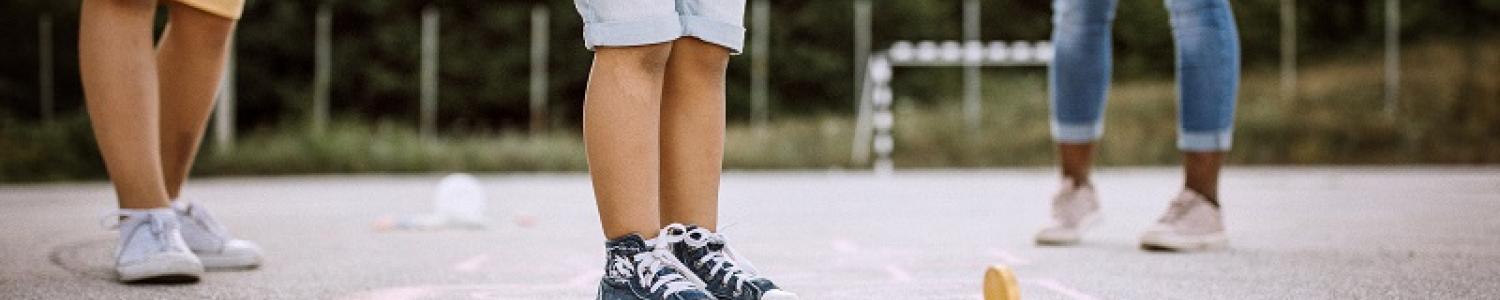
<box><xmin>1384</xmin><ymin>0</ymin><xmax>1400</xmax><ymax>116</ymax></box>
<box><xmin>962</xmin><ymin>0</ymin><xmax>982</xmax><ymax>132</ymax></box>
<box><xmin>1280</xmin><ymin>0</ymin><xmax>1296</xmax><ymax>103</ymax></box>
<box><xmin>39</xmin><ymin>14</ymin><xmax>54</xmax><ymax>123</ymax></box>
<box><xmin>214</xmin><ymin>38</ymin><xmax>236</xmax><ymax>152</ymax></box>
<box><xmin>530</xmin><ymin>4</ymin><xmax>550</xmax><ymax>135</ymax></box>
<box><xmin>853</xmin><ymin>0</ymin><xmax>871</xmax><ymax>112</ymax></box>
<box><xmin>420</xmin><ymin>5</ymin><xmax>440</xmax><ymax>139</ymax></box>
<box><xmin>313</xmin><ymin>4</ymin><xmax>332</xmax><ymax>135</ymax></box>
<box><xmin>750</xmin><ymin>0</ymin><xmax>770</xmax><ymax>134</ymax></box>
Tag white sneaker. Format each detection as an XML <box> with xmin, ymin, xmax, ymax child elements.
<box><xmin>1035</xmin><ymin>179</ymin><xmax>1101</xmax><ymax>245</ymax></box>
<box><xmin>111</xmin><ymin>208</ymin><xmax>204</xmax><ymax>283</ymax></box>
<box><xmin>173</xmin><ymin>200</ymin><xmax>263</xmax><ymax>269</ymax></box>
<box><xmin>1140</xmin><ymin>190</ymin><xmax>1227</xmax><ymax>251</ymax></box>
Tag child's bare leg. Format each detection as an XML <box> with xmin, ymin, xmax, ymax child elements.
<box><xmin>659</xmin><ymin>38</ymin><xmax>729</xmax><ymax>230</ymax></box>
<box><xmin>586</xmin><ymin>43</ymin><xmax>674</xmax><ymax>239</ymax></box>
<box><xmin>158</xmin><ymin>3</ymin><xmax>237</xmax><ymax>200</ymax></box>
<box><xmin>1183</xmin><ymin>151</ymin><xmax>1223</xmax><ymax>205</ymax></box>
<box><xmin>80</xmin><ymin>0</ymin><xmax>170</xmax><ymax>209</ymax></box>
<box><xmin>1058</xmin><ymin>143</ymin><xmax>1095</xmax><ymax>186</ymax></box>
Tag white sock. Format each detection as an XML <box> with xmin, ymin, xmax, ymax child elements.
<box><xmin>169</xmin><ymin>198</ymin><xmax>191</xmax><ymax>212</ymax></box>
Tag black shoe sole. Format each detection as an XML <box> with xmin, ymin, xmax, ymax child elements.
<box><xmin>122</xmin><ymin>274</ymin><xmax>200</xmax><ymax>285</ymax></box>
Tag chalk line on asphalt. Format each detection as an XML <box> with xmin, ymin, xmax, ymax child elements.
<box><xmin>451</xmin><ymin>254</ymin><xmax>491</xmax><ymax>273</ymax></box>
<box><xmin>1026</xmin><ymin>278</ymin><xmax>1100</xmax><ymax>300</ymax></box>
<box><xmin>989</xmin><ymin>248</ymin><xmax>1033</xmax><ymax>266</ymax></box>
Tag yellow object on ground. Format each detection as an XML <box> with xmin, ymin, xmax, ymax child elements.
<box><xmin>173</xmin><ymin>0</ymin><xmax>243</xmax><ymax>20</ymax></box>
<box><xmin>984</xmin><ymin>264</ymin><xmax>1021</xmax><ymax>300</ymax></box>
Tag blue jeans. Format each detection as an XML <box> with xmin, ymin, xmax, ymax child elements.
<box><xmin>1049</xmin><ymin>0</ymin><xmax>1240</xmax><ymax>151</ymax></box>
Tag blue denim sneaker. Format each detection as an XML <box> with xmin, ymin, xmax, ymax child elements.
<box><xmin>665</xmin><ymin>224</ymin><xmax>798</xmax><ymax>300</ymax></box>
<box><xmin>598</xmin><ymin>226</ymin><xmax>715</xmax><ymax>300</ymax></box>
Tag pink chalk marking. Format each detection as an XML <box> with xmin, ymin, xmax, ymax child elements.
<box><xmin>883</xmin><ymin>264</ymin><xmax>914</xmax><ymax>283</ymax></box>
<box><xmin>1026</xmin><ymin>278</ymin><xmax>1099</xmax><ymax>300</ymax></box>
<box><xmin>452</xmin><ymin>254</ymin><xmax>491</xmax><ymax>273</ymax></box>
<box><xmin>989</xmin><ymin>249</ymin><xmax>1033</xmax><ymax>266</ymax></box>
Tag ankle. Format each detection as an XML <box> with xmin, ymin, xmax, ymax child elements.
<box><xmin>1185</xmin><ymin>187</ymin><xmax>1220</xmax><ymax>207</ymax></box>
<box><xmin>1063</xmin><ymin>175</ymin><xmax>1091</xmax><ymax>188</ymax></box>
<box><xmin>169</xmin><ymin>198</ymin><xmax>192</xmax><ymax>211</ymax></box>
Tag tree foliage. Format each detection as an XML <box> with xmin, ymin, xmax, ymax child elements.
<box><xmin>2</xmin><ymin>0</ymin><xmax>1496</xmax><ymax>131</ymax></box>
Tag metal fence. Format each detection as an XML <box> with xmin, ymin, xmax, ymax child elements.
<box><xmin>26</xmin><ymin>0</ymin><xmax>1405</xmax><ymax>162</ymax></box>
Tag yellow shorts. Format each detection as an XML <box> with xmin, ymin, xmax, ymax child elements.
<box><xmin>173</xmin><ymin>0</ymin><xmax>244</xmax><ymax>20</ymax></box>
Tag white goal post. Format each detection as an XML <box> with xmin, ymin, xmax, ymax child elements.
<box><xmin>852</xmin><ymin>40</ymin><xmax>1053</xmax><ymax>175</ymax></box>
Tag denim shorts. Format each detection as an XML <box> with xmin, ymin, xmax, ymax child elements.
<box><xmin>573</xmin><ymin>0</ymin><xmax>746</xmax><ymax>54</ymax></box>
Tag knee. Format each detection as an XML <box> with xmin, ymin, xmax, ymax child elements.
<box><xmin>667</xmin><ymin>38</ymin><xmax>730</xmax><ymax>78</ymax></box>
<box><xmin>1164</xmin><ymin>0</ymin><xmax>1232</xmax><ymax>23</ymax></box>
<box><xmin>167</xmin><ymin>3</ymin><xmax>238</xmax><ymax>45</ymax></box>
<box><xmin>1053</xmin><ymin>0</ymin><xmax>1117</xmax><ymax>28</ymax></box>
<box><xmin>599</xmin><ymin>42</ymin><xmax>674</xmax><ymax>78</ymax></box>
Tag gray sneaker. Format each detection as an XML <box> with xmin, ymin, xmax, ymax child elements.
<box><xmin>1035</xmin><ymin>179</ymin><xmax>1101</xmax><ymax>245</ymax></box>
<box><xmin>111</xmin><ymin>208</ymin><xmax>204</xmax><ymax>283</ymax></box>
<box><xmin>173</xmin><ymin>200</ymin><xmax>263</xmax><ymax>269</ymax></box>
<box><xmin>1140</xmin><ymin>190</ymin><xmax>1227</xmax><ymax>251</ymax></box>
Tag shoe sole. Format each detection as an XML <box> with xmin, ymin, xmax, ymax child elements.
<box><xmin>983</xmin><ymin>264</ymin><xmax>1021</xmax><ymax>300</ymax></box>
<box><xmin>118</xmin><ymin>253</ymin><xmax>203</xmax><ymax>283</ymax></box>
<box><xmin>1034</xmin><ymin>213</ymin><xmax>1101</xmax><ymax>246</ymax></box>
<box><xmin>198</xmin><ymin>252</ymin><xmax>263</xmax><ymax>270</ymax></box>
<box><xmin>1140</xmin><ymin>233</ymin><xmax>1228</xmax><ymax>252</ymax></box>
<box><xmin>122</xmin><ymin>274</ymin><xmax>200</xmax><ymax>284</ymax></box>
<box><xmin>761</xmin><ymin>289</ymin><xmax>799</xmax><ymax>300</ymax></box>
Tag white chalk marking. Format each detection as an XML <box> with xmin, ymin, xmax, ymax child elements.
<box><xmin>883</xmin><ymin>264</ymin><xmax>914</xmax><ymax>283</ymax></box>
<box><xmin>353</xmin><ymin>286</ymin><xmax>433</xmax><ymax>300</ymax></box>
<box><xmin>831</xmin><ymin>239</ymin><xmax>860</xmax><ymax>254</ymax></box>
<box><xmin>567</xmin><ymin>269</ymin><xmax>605</xmax><ymax>287</ymax></box>
<box><xmin>989</xmin><ymin>249</ymin><xmax>1033</xmax><ymax>266</ymax></box>
<box><xmin>452</xmin><ymin>254</ymin><xmax>491</xmax><ymax>273</ymax></box>
<box><xmin>1027</xmin><ymin>278</ymin><xmax>1099</xmax><ymax>300</ymax></box>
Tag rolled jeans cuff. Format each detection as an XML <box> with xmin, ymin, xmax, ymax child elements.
<box><xmin>1051</xmin><ymin>121</ymin><xmax>1103</xmax><ymax>143</ymax></box>
<box><xmin>1178</xmin><ymin>129</ymin><xmax>1233</xmax><ymax>151</ymax></box>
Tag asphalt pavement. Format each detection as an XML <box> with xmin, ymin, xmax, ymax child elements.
<box><xmin>2</xmin><ymin>167</ymin><xmax>1497</xmax><ymax>299</ymax></box>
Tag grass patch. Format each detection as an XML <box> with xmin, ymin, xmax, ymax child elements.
<box><xmin>1</xmin><ymin>38</ymin><xmax>1496</xmax><ymax>182</ymax></box>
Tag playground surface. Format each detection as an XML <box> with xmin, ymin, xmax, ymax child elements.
<box><xmin>2</xmin><ymin>167</ymin><xmax>1498</xmax><ymax>299</ymax></box>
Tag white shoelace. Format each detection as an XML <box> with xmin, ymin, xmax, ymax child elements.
<box><xmin>626</xmin><ymin>225</ymin><xmax>707</xmax><ymax>296</ymax></box>
<box><xmin>633</xmin><ymin>251</ymin><xmax>699</xmax><ymax>295</ymax></box>
<box><xmin>684</xmin><ymin>228</ymin><xmax>760</xmax><ymax>293</ymax></box>
<box><xmin>1159</xmin><ymin>194</ymin><xmax>1196</xmax><ymax>223</ymax></box>
<box><xmin>1051</xmin><ymin>184</ymin><xmax>1086</xmax><ymax>222</ymax></box>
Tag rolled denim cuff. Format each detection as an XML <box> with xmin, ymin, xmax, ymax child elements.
<box><xmin>581</xmin><ymin>18</ymin><xmax>684</xmax><ymax>50</ymax></box>
<box><xmin>1051</xmin><ymin>121</ymin><xmax>1104</xmax><ymax>143</ymax></box>
<box><xmin>1178</xmin><ymin>129</ymin><xmax>1233</xmax><ymax>151</ymax></box>
<box><xmin>681</xmin><ymin>15</ymin><xmax>746</xmax><ymax>55</ymax></box>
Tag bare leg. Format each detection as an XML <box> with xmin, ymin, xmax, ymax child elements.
<box><xmin>80</xmin><ymin>0</ymin><xmax>170</xmax><ymax>209</ymax></box>
<box><xmin>158</xmin><ymin>3</ymin><xmax>237</xmax><ymax>200</ymax></box>
<box><xmin>1183</xmin><ymin>151</ymin><xmax>1223</xmax><ymax>206</ymax></box>
<box><xmin>659</xmin><ymin>38</ymin><xmax>730</xmax><ymax>230</ymax></box>
<box><xmin>585</xmin><ymin>43</ymin><xmax>674</xmax><ymax>240</ymax></box>
<box><xmin>1058</xmin><ymin>143</ymin><xmax>1095</xmax><ymax>187</ymax></box>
